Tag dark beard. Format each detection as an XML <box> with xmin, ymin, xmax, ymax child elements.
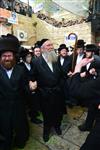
<box><xmin>1</xmin><ymin>59</ymin><xmax>16</xmax><ymax>70</ymax></box>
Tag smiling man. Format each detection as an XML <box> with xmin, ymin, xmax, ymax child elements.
<box><xmin>31</xmin><ymin>38</ymin><xmax>65</xmax><ymax>142</ymax></box>
<box><xmin>0</xmin><ymin>34</ymin><xmax>30</xmax><ymax>150</ymax></box>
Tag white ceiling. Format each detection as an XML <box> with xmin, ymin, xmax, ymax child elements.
<box><xmin>52</xmin><ymin>0</ymin><xmax>90</xmax><ymax>17</ymax></box>
<box><xmin>20</xmin><ymin>0</ymin><xmax>90</xmax><ymax>17</ymax></box>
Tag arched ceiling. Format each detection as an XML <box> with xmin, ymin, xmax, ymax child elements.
<box><xmin>20</xmin><ymin>0</ymin><xmax>90</xmax><ymax>18</ymax></box>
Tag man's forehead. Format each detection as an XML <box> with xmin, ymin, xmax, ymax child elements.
<box><xmin>77</xmin><ymin>48</ymin><xmax>84</xmax><ymax>50</ymax></box>
<box><xmin>1</xmin><ymin>51</ymin><xmax>13</xmax><ymax>55</ymax></box>
<box><xmin>44</xmin><ymin>40</ymin><xmax>53</xmax><ymax>46</ymax></box>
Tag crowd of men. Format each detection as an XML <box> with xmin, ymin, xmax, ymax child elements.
<box><xmin>0</xmin><ymin>33</ymin><xmax>100</xmax><ymax>150</ymax></box>
<box><xmin>0</xmin><ymin>0</ymin><xmax>32</xmax><ymax>17</ymax></box>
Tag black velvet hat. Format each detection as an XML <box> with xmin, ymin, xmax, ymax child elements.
<box><xmin>85</xmin><ymin>44</ymin><xmax>97</xmax><ymax>52</ymax></box>
<box><xmin>40</xmin><ymin>38</ymin><xmax>49</xmax><ymax>47</ymax></box>
<box><xmin>0</xmin><ymin>34</ymin><xmax>20</xmax><ymax>54</ymax></box>
<box><xmin>58</xmin><ymin>44</ymin><xmax>68</xmax><ymax>52</ymax></box>
<box><xmin>77</xmin><ymin>39</ymin><xmax>86</xmax><ymax>48</ymax></box>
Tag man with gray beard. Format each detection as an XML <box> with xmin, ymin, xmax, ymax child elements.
<box><xmin>31</xmin><ymin>39</ymin><xmax>65</xmax><ymax>142</ymax></box>
<box><xmin>42</xmin><ymin>48</ymin><xmax>57</xmax><ymax>63</ymax></box>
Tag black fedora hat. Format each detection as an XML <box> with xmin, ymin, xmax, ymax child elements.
<box><xmin>58</xmin><ymin>44</ymin><xmax>68</xmax><ymax>52</ymax></box>
<box><xmin>77</xmin><ymin>39</ymin><xmax>86</xmax><ymax>48</ymax></box>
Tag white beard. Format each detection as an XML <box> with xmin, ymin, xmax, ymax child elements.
<box><xmin>43</xmin><ymin>50</ymin><xmax>58</xmax><ymax>63</ymax></box>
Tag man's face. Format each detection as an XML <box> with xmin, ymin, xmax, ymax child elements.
<box><xmin>76</xmin><ymin>48</ymin><xmax>84</xmax><ymax>55</ymax></box>
<box><xmin>25</xmin><ymin>53</ymin><xmax>32</xmax><ymax>64</ymax></box>
<box><xmin>0</xmin><ymin>51</ymin><xmax>15</xmax><ymax>70</ymax></box>
<box><xmin>60</xmin><ymin>49</ymin><xmax>68</xmax><ymax>57</ymax></box>
<box><xmin>85</xmin><ymin>51</ymin><xmax>93</xmax><ymax>58</ymax></box>
<box><xmin>34</xmin><ymin>48</ymin><xmax>41</xmax><ymax>57</ymax></box>
<box><xmin>42</xmin><ymin>40</ymin><xmax>54</xmax><ymax>52</ymax></box>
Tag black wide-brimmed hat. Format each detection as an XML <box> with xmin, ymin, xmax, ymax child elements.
<box><xmin>19</xmin><ymin>47</ymin><xmax>32</xmax><ymax>59</ymax></box>
<box><xmin>77</xmin><ymin>39</ymin><xmax>86</xmax><ymax>48</ymax></box>
<box><xmin>85</xmin><ymin>44</ymin><xmax>97</xmax><ymax>52</ymax></box>
<box><xmin>58</xmin><ymin>44</ymin><xmax>68</xmax><ymax>52</ymax></box>
<box><xmin>0</xmin><ymin>34</ymin><xmax>20</xmax><ymax>54</ymax></box>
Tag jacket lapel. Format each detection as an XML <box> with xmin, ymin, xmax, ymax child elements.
<box><xmin>40</xmin><ymin>56</ymin><xmax>54</xmax><ymax>73</ymax></box>
<box><xmin>0</xmin><ymin>66</ymin><xmax>13</xmax><ymax>88</ymax></box>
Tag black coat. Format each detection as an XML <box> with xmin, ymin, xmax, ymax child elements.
<box><xmin>19</xmin><ymin>62</ymin><xmax>40</xmax><ymax>118</ymax></box>
<box><xmin>32</xmin><ymin>56</ymin><xmax>62</xmax><ymax>87</ymax></box>
<box><xmin>31</xmin><ymin>56</ymin><xmax>65</xmax><ymax>127</ymax></box>
<box><xmin>0</xmin><ymin>64</ymin><xmax>29</xmax><ymax>150</ymax></box>
<box><xmin>69</xmin><ymin>72</ymin><xmax>100</xmax><ymax>105</ymax></box>
<box><xmin>70</xmin><ymin>73</ymin><xmax>100</xmax><ymax>150</ymax></box>
<box><xmin>69</xmin><ymin>73</ymin><xmax>100</xmax><ymax>150</ymax></box>
<box><xmin>58</xmin><ymin>56</ymin><xmax>72</xmax><ymax>78</ymax></box>
<box><xmin>19</xmin><ymin>62</ymin><xmax>35</xmax><ymax>92</ymax></box>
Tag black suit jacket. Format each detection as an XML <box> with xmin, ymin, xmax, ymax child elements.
<box><xmin>0</xmin><ymin>64</ymin><xmax>28</xmax><ymax>103</ymax></box>
<box><xmin>69</xmin><ymin>72</ymin><xmax>100</xmax><ymax>105</ymax></box>
<box><xmin>31</xmin><ymin>55</ymin><xmax>65</xmax><ymax>114</ymax></box>
<box><xmin>19</xmin><ymin>61</ymin><xmax>35</xmax><ymax>81</ymax></box>
<box><xmin>0</xmin><ymin>64</ymin><xmax>29</xmax><ymax>146</ymax></box>
<box><xmin>32</xmin><ymin>56</ymin><xmax>62</xmax><ymax>88</ymax></box>
<box><xmin>58</xmin><ymin>56</ymin><xmax>72</xmax><ymax>78</ymax></box>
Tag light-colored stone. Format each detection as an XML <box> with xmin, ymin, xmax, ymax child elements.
<box><xmin>46</xmin><ymin>135</ymin><xmax>80</xmax><ymax>150</ymax></box>
<box><xmin>63</xmin><ymin>125</ymin><xmax>89</xmax><ymax>147</ymax></box>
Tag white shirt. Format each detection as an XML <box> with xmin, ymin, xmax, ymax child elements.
<box><xmin>86</xmin><ymin>62</ymin><xmax>91</xmax><ymax>70</ymax></box>
<box><xmin>76</xmin><ymin>54</ymin><xmax>84</xmax><ymax>64</ymax></box>
<box><xmin>24</xmin><ymin>62</ymin><xmax>31</xmax><ymax>71</ymax></box>
<box><xmin>6</xmin><ymin>68</ymin><xmax>13</xmax><ymax>79</ymax></box>
<box><xmin>60</xmin><ymin>57</ymin><xmax>64</xmax><ymax>66</ymax></box>
<box><xmin>42</xmin><ymin>54</ymin><xmax>53</xmax><ymax>72</ymax></box>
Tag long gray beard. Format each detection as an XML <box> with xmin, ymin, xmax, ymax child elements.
<box><xmin>43</xmin><ymin>50</ymin><xmax>58</xmax><ymax>63</ymax></box>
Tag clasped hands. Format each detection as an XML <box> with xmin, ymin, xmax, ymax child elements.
<box><xmin>29</xmin><ymin>80</ymin><xmax>37</xmax><ymax>91</ymax></box>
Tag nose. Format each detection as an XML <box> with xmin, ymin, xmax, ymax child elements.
<box><xmin>5</xmin><ymin>56</ymin><xmax>10</xmax><ymax>60</ymax></box>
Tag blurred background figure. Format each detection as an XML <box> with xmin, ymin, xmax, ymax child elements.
<box><xmin>19</xmin><ymin>47</ymin><xmax>42</xmax><ymax>124</ymax></box>
<box><xmin>32</xmin><ymin>46</ymin><xmax>41</xmax><ymax>58</ymax></box>
<box><xmin>57</xmin><ymin>43</ymin><xmax>72</xmax><ymax>110</ymax></box>
<box><xmin>78</xmin><ymin>44</ymin><xmax>100</xmax><ymax>132</ymax></box>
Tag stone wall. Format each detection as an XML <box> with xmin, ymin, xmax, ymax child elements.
<box><xmin>34</xmin><ymin>13</ymin><xmax>93</xmax><ymax>48</ymax></box>
<box><xmin>0</xmin><ymin>11</ymin><xmax>94</xmax><ymax>48</ymax></box>
<box><xmin>13</xmin><ymin>14</ymin><xmax>36</xmax><ymax>46</ymax></box>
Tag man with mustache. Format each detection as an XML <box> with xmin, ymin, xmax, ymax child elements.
<box><xmin>31</xmin><ymin>39</ymin><xmax>65</xmax><ymax>142</ymax></box>
<box><xmin>0</xmin><ymin>34</ymin><xmax>36</xmax><ymax>150</ymax></box>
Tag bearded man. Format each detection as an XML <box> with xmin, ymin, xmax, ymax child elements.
<box><xmin>31</xmin><ymin>39</ymin><xmax>65</xmax><ymax>142</ymax></box>
<box><xmin>0</xmin><ymin>34</ymin><xmax>37</xmax><ymax>150</ymax></box>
